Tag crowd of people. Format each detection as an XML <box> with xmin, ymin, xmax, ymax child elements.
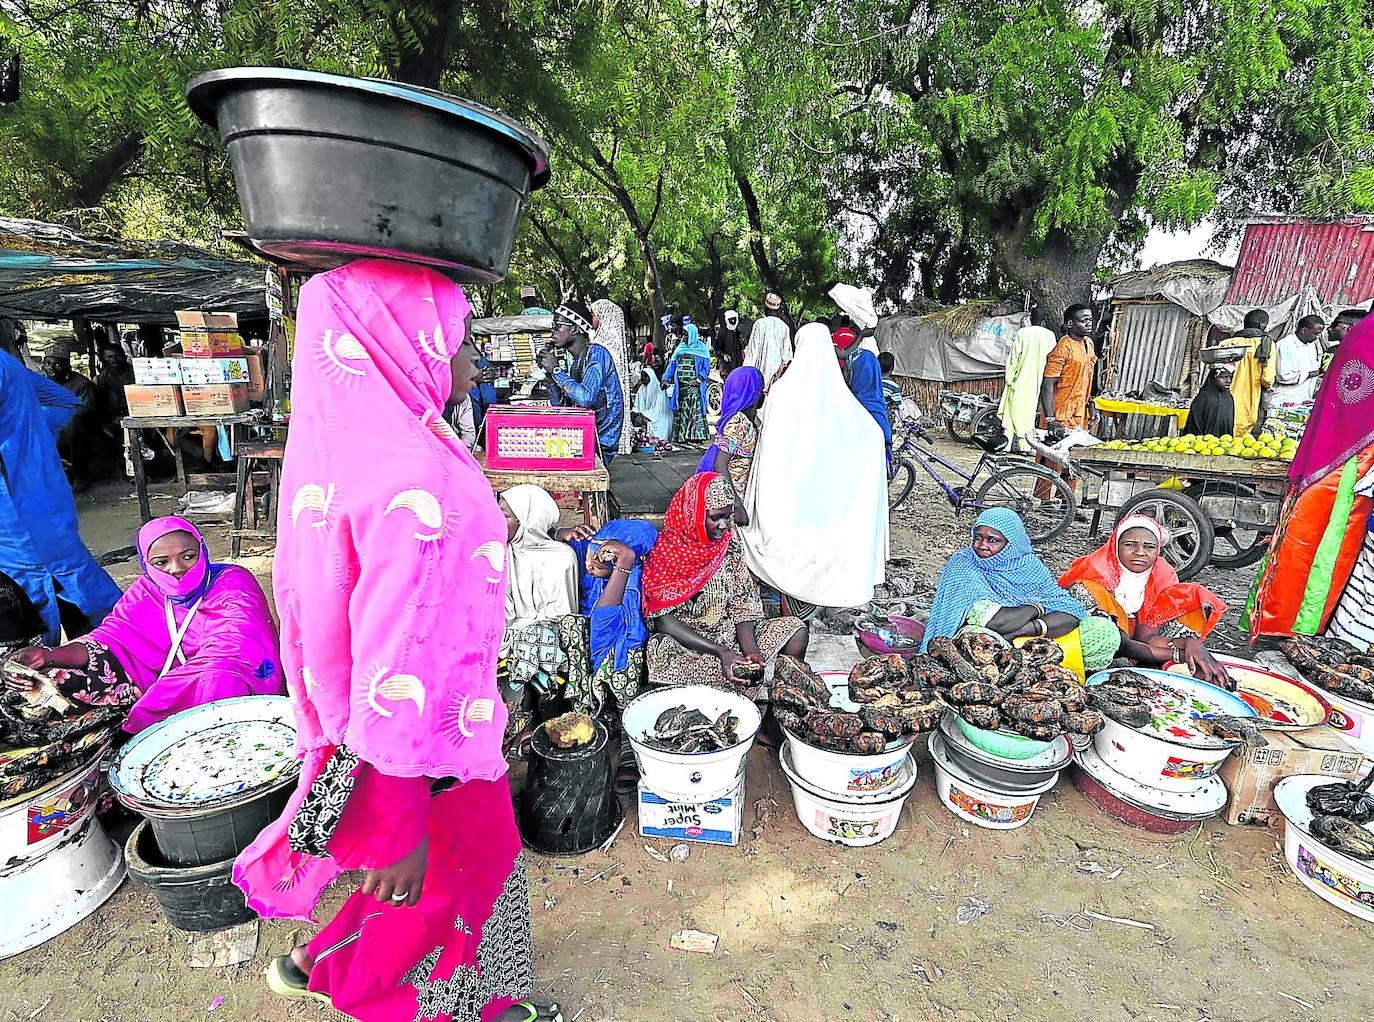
<box><xmin>3</xmin><ymin>255</ymin><xmax>1374</xmax><ymax>1020</ymax></box>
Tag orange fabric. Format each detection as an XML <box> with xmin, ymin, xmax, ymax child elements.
<box><xmin>1058</xmin><ymin>531</ymin><xmax>1227</xmax><ymax>638</ymax></box>
<box><xmin>1043</xmin><ymin>335</ymin><xmax>1097</xmax><ymax>429</ymax></box>
<box><xmin>1250</xmin><ymin>446</ymin><xmax>1374</xmax><ymax>636</ymax></box>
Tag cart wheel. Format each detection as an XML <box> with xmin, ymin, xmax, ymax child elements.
<box><xmin>945</xmin><ymin>414</ymin><xmax>974</xmax><ymax>442</ymax></box>
<box><xmin>888</xmin><ymin>458</ymin><xmax>918</xmax><ymax>510</ymax></box>
<box><xmin>707</xmin><ymin>378</ymin><xmax>723</xmax><ymax>420</ymax></box>
<box><xmin>1181</xmin><ymin>481</ymin><xmax>1272</xmax><ymax>569</ymax></box>
<box><xmin>972</xmin><ymin>464</ymin><xmax>1077</xmax><ymax>543</ymax></box>
<box><xmin>969</xmin><ymin>405</ymin><xmax>1001</xmax><ymax>443</ymax></box>
<box><xmin>1116</xmin><ymin>490</ymin><xmax>1215</xmax><ymax>581</ymax></box>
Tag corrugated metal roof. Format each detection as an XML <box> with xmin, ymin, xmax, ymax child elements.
<box><xmin>1225</xmin><ymin>218</ymin><xmax>1374</xmax><ymax>308</ymax></box>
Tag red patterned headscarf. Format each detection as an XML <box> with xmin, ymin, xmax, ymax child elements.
<box><xmin>642</xmin><ymin>472</ymin><xmax>734</xmax><ymax>614</ymax></box>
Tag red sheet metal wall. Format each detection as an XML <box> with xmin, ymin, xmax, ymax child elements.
<box><xmin>1225</xmin><ymin>218</ymin><xmax>1374</xmax><ymax>308</ymax></box>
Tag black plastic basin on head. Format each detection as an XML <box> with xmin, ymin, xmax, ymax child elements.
<box><xmin>186</xmin><ymin>67</ymin><xmax>551</xmax><ymax>280</ymax></box>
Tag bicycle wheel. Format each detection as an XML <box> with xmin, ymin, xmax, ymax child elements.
<box><xmin>1116</xmin><ymin>489</ymin><xmax>1215</xmax><ymax>581</ymax></box>
<box><xmin>888</xmin><ymin>459</ymin><xmax>918</xmax><ymax>510</ymax></box>
<box><xmin>972</xmin><ymin>465</ymin><xmax>1077</xmax><ymax>543</ymax></box>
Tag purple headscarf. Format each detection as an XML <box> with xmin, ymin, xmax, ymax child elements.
<box><xmin>697</xmin><ymin>367</ymin><xmax>765</xmax><ymax>474</ymax></box>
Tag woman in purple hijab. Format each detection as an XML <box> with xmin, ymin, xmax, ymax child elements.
<box><xmin>697</xmin><ymin>367</ymin><xmax>765</xmax><ymax>525</ymax></box>
<box><xmin>3</xmin><ymin>516</ymin><xmax>282</xmax><ymax>734</ymax></box>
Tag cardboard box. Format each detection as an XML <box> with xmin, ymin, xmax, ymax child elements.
<box><xmin>638</xmin><ymin>775</ymin><xmax>744</xmax><ymax>846</ymax></box>
<box><xmin>178</xmin><ymin>357</ymin><xmax>251</xmax><ymax>387</ymax></box>
<box><xmin>176</xmin><ymin>311</ymin><xmax>243</xmax><ymax>357</ymax></box>
<box><xmin>243</xmin><ymin>347</ymin><xmax>266</xmax><ymax>402</ymax></box>
<box><xmin>124</xmin><ymin>384</ymin><xmax>184</xmax><ymax>417</ymax></box>
<box><xmin>131</xmin><ymin>357</ymin><xmax>183</xmax><ymax>385</ymax></box>
<box><xmin>1221</xmin><ymin>727</ymin><xmax>1366</xmax><ymax>830</ymax></box>
<box><xmin>181</xmin><ymin>383</ymin><xmax>250</xmax><ymax>416</ymax></box>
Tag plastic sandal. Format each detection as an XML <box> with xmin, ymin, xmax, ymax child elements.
<box><xmin>511</xmin><ymin>1002</ymin><xmax>563</xmax><ymax>1022</ymax></box>
<box><xmin>264</xmin><ymin>954</ymin><xmax>333</xmax><ymax>1008</ymax></box>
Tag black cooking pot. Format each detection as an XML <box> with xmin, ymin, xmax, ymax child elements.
<box><xmin>186</xmin><ymin>68</ymin><xmax>550</xmax><ymax>280</ymax></box>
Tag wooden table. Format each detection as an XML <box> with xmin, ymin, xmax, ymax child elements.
<box><xmin>121</xmin><ymin>412</ymin><xmax>257</xmax><ymax>523</ymax></box>
<box><xmin>474</xmin><ymin>451</ymin><xmax>612</xmax><ymax>527</ymax></box>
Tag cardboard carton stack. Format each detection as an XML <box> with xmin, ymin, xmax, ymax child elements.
<box><xmin>124</xmin><ymin>311</ymin><xmax>265</xmax><ymax>418</ymax></box>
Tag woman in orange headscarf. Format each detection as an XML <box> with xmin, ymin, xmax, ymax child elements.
<box><xmin>1059</xmin><ymin>515</ymin><xmax>1229</xmax><ymax>686</ymax></box>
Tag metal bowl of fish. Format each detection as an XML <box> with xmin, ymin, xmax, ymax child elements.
<box><xmin>621</xmin><ymin>684</ymin><xmax>761</xmax><ymax>803</ymax></box>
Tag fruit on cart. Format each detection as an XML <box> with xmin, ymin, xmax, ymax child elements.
<box><xmin>1096</xmin><ymin>432</ymin><xmax>1297</xmax><ymax>461</ymax></box>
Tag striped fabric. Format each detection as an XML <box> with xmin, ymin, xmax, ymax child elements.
<box><xmin>1329</xmin><ymin>530</ymin><xmax>1374</xmax><ymax>652</ymax></box>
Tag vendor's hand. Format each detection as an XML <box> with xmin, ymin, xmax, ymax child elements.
<box><xmin>1181</xmin><ymin>640</ymin><xmax>1232</xmax><ymax>690</ymax></box>
<box><xmin>717</xmin><ymin>649</ymin><xmax>748</xmax><ymax>682</ymax></box>
<box><xmin>743</xmin><ymin>650</ymin><xmax>765</xmax><ymax>666</ymax></box>
<box><xmin>537</xmin><ymin>350</ymin><xmax>560</xmax><ymax>373</ymax></box>
<box><xmin>602</xmin><ymin>539</ymin><xmax>637</xmax><ymax>569</ymax></box>
<box><xmin>3</xmin><ymin>648</ymin><xmax>47</xmax><ymax>688</ymax></box>
<box><xmin>361</xmin><ymin>836</ymin><xmax>427</xmax><ymax>908</ymax></box>
<box><xmin>555</xmin><ymin>524</ymin><xmax>596</xmax><ymax>543</ymax></box>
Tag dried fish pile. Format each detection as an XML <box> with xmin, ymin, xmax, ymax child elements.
<box><xmin>772</xmin><ymin>654</ymin><xmax>943</xmax><ymax>755</ymax></box>
<box><xmin>926</xmin><ymin>629</ymin><xmax>1104</xmax><ymax>740</ymax></box>
<box><xmin>1281</xmin><ymin>635</ymin><xmax>1374</xmax><ymax>702</ymax></box>
<box><xmin>640</xmin><ymin>706</ymin><xmax>740</xmax><ymax>754</ymax></box>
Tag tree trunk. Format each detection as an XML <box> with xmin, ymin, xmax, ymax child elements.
<box><xmin>989</xmin><ymin>213</ymin><xmax>1099</xmax><ymax>332</ymax></box>
<box><xmin>729</xmin><ymin>157</ymin><xmax>789</xmax><ymax>318</ymax></box>
<box><xmin>705</xmin><ymin>234</ymin><xmax>726</xmax><ymax>329</ymax></box>
<box><xmin>390</xmin><ymin>1</ymin><xmax>454</xmax><ymax>87</ymax></box>
<box><xmin>71</xmin><ymin>132</ymin><xmax>144</xmax><ymax>208</ymax></box>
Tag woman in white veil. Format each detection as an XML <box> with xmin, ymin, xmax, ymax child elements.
<box><xmin>740</xmin><ymin>322</ymin><xmax>889</xmax><ymax>607</ymax></box>
<box><xmin>592</xmin><ymin>299</ymin><xmax>635</xmax><ymax>454</ymax></box>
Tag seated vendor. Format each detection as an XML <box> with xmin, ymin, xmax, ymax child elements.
<box><xmin>642</xmin><ymin>472</ymin><xmax>808</xmax><ymax>698</ymax></box>
<box><xmin>1059</xmin><ymin>515</ymin><xmax>1230</xmax><ymax>687</ymax></box>
<box><xmin>563</xmin><ymin>520</ymin><xmax>659</xmax><ymax>716</ymax></box>
<box><xmin>920</xmin><ymin>508</ymin><xmax>1123</xmax><ymax>674</ymax></box>
<box><xmin>500</xmin><ymin>485</ymin><xmax>584</xmax><ymax>700</ymax></box>
<box><xmin>3</xmin><ymin>517</ymin><xmax>282</xmax><ymax>735</ymax></box>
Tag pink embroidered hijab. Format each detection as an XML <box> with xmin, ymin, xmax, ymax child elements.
<box><xmin>274</xmin><ymin>259</ymin><xmax>509</xmax><ymax>780</ymax></box>
<box><xmin>89</xmin><ymin>515</ymin><xmax>282</xmax><ymax>733</ymax></box>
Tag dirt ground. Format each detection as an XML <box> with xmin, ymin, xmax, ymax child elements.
<box><xmin>2</xmin><ymin>442</ymin><xmax>1371</xmax><ymax>1022</ymax></box>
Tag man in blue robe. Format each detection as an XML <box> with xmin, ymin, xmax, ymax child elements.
<box><xmin>540</xmin><ymin>300</ymin><xmax>626</xmax><ymax>463</ymax></box>
<box><xmin>0</xmin><ymin>344</ymin><xmax>121</xmax><ymax>643</ymax></box>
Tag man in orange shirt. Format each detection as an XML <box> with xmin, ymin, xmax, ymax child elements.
<box><xmin>1040</xmin><ymin>304</ymin><xmax>1098</xmax><ymax>431</ymax></box>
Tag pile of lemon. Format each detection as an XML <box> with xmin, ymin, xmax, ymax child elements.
<box><xmin>1097</xmin><ymin>433</ymin><xmax>1298</xmax><ymax>460</ymax></box>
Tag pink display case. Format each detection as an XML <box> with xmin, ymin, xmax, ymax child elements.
<box><xmin>483</xmin><ymin>405</ymin><xmax>599</xmax><ymax>471</ymax></box>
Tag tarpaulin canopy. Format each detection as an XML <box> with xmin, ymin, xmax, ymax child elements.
<box><xmin>876</xmin><ymin>311</ymin><xmax>1028</xmax><ymax>381</ymax></box>
<box><xmin>1110</xmin><ymin>259</ymin><xmax>1233</xmax><ymax>318</ymax></box>
<box><xmin>470</xmin><ymin>313</ymin><xmax>553</xmax><ymax>335</ymax></box>
<box><xmin>0</xmin><ymin>217</ymin><xmax>267</xmax><ymax>325</ymax></box>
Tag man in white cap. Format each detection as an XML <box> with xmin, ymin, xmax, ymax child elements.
<box><xmin>745</xmin><ymin>292</ymin><xmax>793</xmax><ymax>384</ymax></box>
<box><xmin>716</xmin><ymin>308</ymin><xmax>746</xmax><ymax>375</ymax></box>
<box><xmin>520</xmin><ymin>285</ymin><xmax>550</xmax><ymax>316</ymax></box>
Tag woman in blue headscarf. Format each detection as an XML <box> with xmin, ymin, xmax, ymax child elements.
<box><xmin>922</xmin><ymin>508</ymin><xmax>1122</xmax><ymax>671</ymax></box>
<box><xmin>663</xmin><ymin>322</ymin><xmax>712</xmax><ymax>442</ymax></box>
<box><xmin>698</xmin><ymin>367</ymin><xmax>765</xmax><ymax>525</ymax></box>
<box><xmin>566</xmin><ymin>520</ymin><xmax>659</xmax><ymax>715</ymax></box>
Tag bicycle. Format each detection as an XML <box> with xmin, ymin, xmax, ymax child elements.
<box><xmin>887</xmin><ymin>417</ymin><xmax>1077</xmax><ymax>543</ymax></box>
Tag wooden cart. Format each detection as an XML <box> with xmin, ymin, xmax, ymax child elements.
<box><xmin>1070</xmin><ymin>444</ymin><xmax>1290</xmax><ymax>580</ymax></box>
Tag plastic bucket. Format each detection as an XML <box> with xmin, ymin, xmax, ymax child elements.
<box><xmin>781</xmin><ymin>729</ymin><xmax>915</xmax><ymax>797</ymax></box>
<box><xmin>186</xmin><ymin>68</ymin><xmax>550</xmax><ymax>279</ymax></box>
<box><xmin>622</xmin><ymin>685</ymin><xmax>760</xmax><ymax>802</ymax></box>
<box><xmin>125</xmin><ymin>820</ymin><xmax>254</xmax><ymax>932</ymax></box>
<box><xmin>778</xmin><ymin>743</ymin><xmax>917</xmax><ymax>847</ymax></box>
<box><xmin>142</xmin><ymin>782</ymin><xmax>294</xmax><ymax>868</ymax></box>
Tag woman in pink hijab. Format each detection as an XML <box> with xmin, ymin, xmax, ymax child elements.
<box><xmin>3</xmin><ymin>516</ymin><xmax>281</xmax><ymax>733</ymax></box>
<box><xmin>232</xmin><ymin>260</ymin><xmax>559</xmax><ymax>1022</ymax></box>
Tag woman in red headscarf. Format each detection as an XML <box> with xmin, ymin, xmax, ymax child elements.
<box><xmin>1058</xmin><ymin>515</ymin><xmax>1229</xmax><ymax>686</ymax></box>
<box><xmin>642</xmin><ymin>472</ymin><xmax>808</xmax><ymax>697</ymax></box>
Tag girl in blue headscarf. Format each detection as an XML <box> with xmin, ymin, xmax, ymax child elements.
<box><xmin>566</xmin><ymin>519</ymin><xmax>659</xmax><ymax>714</ymax></box>
<box><xmin>922</xmin><ymin>508</ymin><xmax>1119</xmax><ymax>670</ymax></box>
<box><xmin>663</xmin><ymin>322</ymin><xmax>712</xmax><ymax>442</ymax></box>
<box><xmin>698</xmin><ymin>367</ymin><xmax>765</xmax><ymax>525</ymax></box>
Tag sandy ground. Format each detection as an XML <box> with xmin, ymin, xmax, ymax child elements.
<box><xmin>2</xmin><ymin>442</ymin><xmax>1371</xmax><ymax>1022</ymax></box>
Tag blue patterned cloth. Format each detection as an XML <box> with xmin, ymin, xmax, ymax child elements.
<box><xmin>569</xmin><ymin>520</ymin><xmax>659</xmax><ymax>673</ymax></box>
<box><xmin>920</xmin><ymin>507</ymin><xmax>1085</xmax><ymax>651</ymax></box>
